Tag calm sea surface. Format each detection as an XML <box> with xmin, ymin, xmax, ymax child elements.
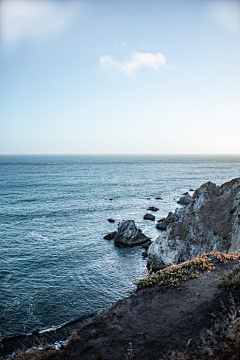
<box><xmin>1</xmin><ymin>155</ymin><xmax>240</xmax><ymax>340</ymax></box>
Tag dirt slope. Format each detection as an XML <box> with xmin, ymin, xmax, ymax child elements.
<box><xmin>52</xmin><ymin>256</ymin><xmax>240</xmax><ymax>360</ymax></box>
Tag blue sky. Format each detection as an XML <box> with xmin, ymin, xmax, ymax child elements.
<box><xmin>0</xmin><ymin>0</ymin><xmax>239</xmax><ymax>154</ymax></box>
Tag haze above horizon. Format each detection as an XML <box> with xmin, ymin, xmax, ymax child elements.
<box><xmin>0</xmin><ymin>0</ymin><xmax>239</xmax><ymax>155</ymax></box>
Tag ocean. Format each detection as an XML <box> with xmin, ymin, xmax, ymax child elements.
<box><xmin>1</xmin><ymin>155</ymin><xmax>240</xmax><ymax>349</ymax></box>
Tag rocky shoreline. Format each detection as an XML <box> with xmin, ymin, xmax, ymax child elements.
<box><xmin>103</xmin><ymin>178</ymin><xmax>240</xmax><ymax>271</ymax></box>
<box><xmin>2</xmin><ymin>178</ymin><xmax>240</xmax><ymax>360</ymax></box>
<box><xmin>148</xmin><ymin>178</ymin><xmax>240</xmax><ymax>270</ymax></box>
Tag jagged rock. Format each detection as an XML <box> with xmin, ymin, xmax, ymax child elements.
<box><xmin>114</xmin><ymin>220</ymin><xmax>150</xmax><ymax>247</ymax></box>
<box><xmin>156</xmin><ymin>211</ymin><xmax>180</xmax><ymax>231</ymax></box>
<box><xmin>107</xmin><ymin>219</ymin><xmax>115</xmax><ymax>223</ymax></box>
<box><xmin>148</xmin><ymin>178</ymin><xmax>240</xmax><ymax>271</ymax></box>
<box><xmin>156</xmin><ymin>220</ymin><xmax>168</xmax><ymax>230</ymax></box>
<box><xmin>143</xmin><ymin>213</ymin><xmax>155</xmax><ymax>221</ymax></box>
<box><xmin>177</xmin><ymin>193</ymin><xmax>193</xmax><ymax>205</ymax></box>
<box><xmin>147</xmin><ymin>207</ymin><xmax>159</xmax><ymax>211</ymax></box>
<box><xmin>182</xmin><ymin>192</ymin><xmax>188</xmax><ymax>195</ymax></box>
<box><xmin>103</xmin><ymin>231</ymin><xmax>117</xmax><ymax>240</ymax></box>
<box><xmin>192</xmin><ymin>181</ymin><xmax>219</xmax><ymax>199</ymax></box>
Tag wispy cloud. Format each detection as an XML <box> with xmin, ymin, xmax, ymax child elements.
<box><xmin>208</xmin><ymin>0</ymin><xmax>240</xmax><ymax>35</ymax></box>
<box><xmin>99</xmin><ymin>51</ymin><xmax>170</xmax><ymax>76</ymax></box>
<box><xmin>0</xmin><ymin>0</ymin><xmax>79</xmax><ymax>46</ymax></box>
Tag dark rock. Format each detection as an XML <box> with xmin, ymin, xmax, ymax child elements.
<box><xmin>107</xmin><ymin>219</ymin><xmax>115</xmax><ymax>223</ymax></box>
<box><xmin>156</xmin><ymin>220</ymin><xmax>168</xmax><ymax>231</ymax></box>
<box><xmin>182</xmin><ymin>192</ymin><xmax>189</xmax><ymax>195</ymax></box>
<box><xmin>147</xmin><ymin>207</ymin><xmax>159</xmax><ymax>211</ymax></box>
<box><xmin>155</xmin><ymin>197</ymin><xmax>162</xmax><ymax>200</ymax></box>
<box><xmin>177</xmin><ymin>193</ymin><xmax>193</xmax><ymax>205</ymax></box>
<box><xmin>142</xmin><ymin>251</ymin><xmax>148</xmax><ymax>257</ymax></box>
<box><xmin>109</xmin><ymin>198</ymin><xmax>113</xmax><ymax>200</ymax></box>
<box><xmin>189</xmin><ymin>189</ymin><xmax>194</xmax><ymax>191</ymax></box>
<box><xmin>103</xmin><ymin>231</ymin><xmax>117</xmax><ymax>240</ymax></box>
<box><xmin>192</xmin><ymin>182</ymin><xmax>219</xmax><ymax>199</ymax></box>
<box><xmin>156</xmin><ymin>211</ymin><xmax>180</xmax><ymax>231</ymax></box>
<box><xmin>142</xmin><ymin>240</ymin><xmax>152</xmax><ymax>249</ymax></box>
<box><xmin>143</xmin><ymin>213</ymin><xmax>155</xmax><ymax>221</ymax></box>
<box><xmin>147</xmin><ymin>198</ymin><xmax>150</xmax><ymax>200</ymax></box>
<box><xmin>114</xmin><ymin>220</ymin><xmax>150</xmax><ymax>247</ymax></box>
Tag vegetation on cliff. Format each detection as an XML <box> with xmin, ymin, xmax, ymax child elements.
<box><xmin>136</xmin><ymin>252</ymin><xmax>239</xmax><ymax>292</ymax></box>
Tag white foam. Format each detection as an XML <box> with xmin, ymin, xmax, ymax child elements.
<box><xmin>38</xmin><ymin>321</ymin><xmax>68</xmax><ymax>334</ymax></box>
<box><xmin>6</xmin><ymin>339</ymin><xmax>69</xmax><ymax>359</ymax></box>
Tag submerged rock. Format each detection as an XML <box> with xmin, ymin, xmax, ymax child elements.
<box><xmin>143</xmin><ymin>213</ymin><xmax>155</xmax><ymax>221</ymax></box>
<box><xmin>148</xmin><ymin>178</ymin><xmax>240</xmax><ymax>271</ymax></box>
<box><xmin>147</xmin><ymin>207</ymin><xmax>159</xmax><ymax>211</ymax></box>
<box><xmin>114</xmin><ymin>220</ymin><xmax>149</xmax><ymax>247</ymax></box>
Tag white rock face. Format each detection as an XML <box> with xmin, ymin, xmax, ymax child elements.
<box><xmin>114</xmin><ymin>220</ymin><xmax>149</xmax><ymax>247</ymax></box>
<box><xmin>148</xmin><ymin>178</ymin><xmax>240</xmax><ymax>271</ymax></box>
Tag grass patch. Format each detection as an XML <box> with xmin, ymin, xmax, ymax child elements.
<box><xmin>218</xmin><ymin>264</ymin><xmax>240</xmax><ymax>292</ymax></box>
<box><xmin>135</xmin><ymin>252</ymin><xmax>238</xmax><ymax>292</ymax></box>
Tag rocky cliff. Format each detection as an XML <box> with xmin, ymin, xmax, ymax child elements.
<box><xmin>148</xmin><ymin>178</ymin><xmax>240</xmax><ymax>271</ymax></box>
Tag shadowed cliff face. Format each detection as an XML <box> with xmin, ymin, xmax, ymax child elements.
<box><xmin>148</xmin><ymin>178</ymin><xmax>240</xmax><ymax>271</ymax></box>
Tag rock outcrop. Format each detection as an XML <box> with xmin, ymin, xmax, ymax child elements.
<box><xmin>156</xmin><ymin>211</ymin><xmax>180</xmax><ymax>231</ymax></box>
<box><xmin>143</xmin><ymin>213</ymin><xmax>155</xmax><ymax>221</ymax></box>
<box><xmin>148</xmin><ymin>178</ymin><xmax>240</xmax><ymax>271</ymax></box>
<box><xmin>177</xmin><ymin>193</ymin><xmax>193</xmax><ymax>205</ymax></box>
<box><xmin>103</xmin><ymin>231</ymin><xmax>117</xmax><ymax>240</ymax></box>
<box><xmin>147</xmin><ymin>207</ymin><xmax>159</xmax><ymax>211</ymax></box>
<box><xmin>114</xmin><ymin>220</ymin><xmax>149</xmax><ymax>247</ymax></box>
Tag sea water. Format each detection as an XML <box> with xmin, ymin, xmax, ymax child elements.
<box><xmin>1</xmin><ymin>155</ymin><xmax>240</xmax><ymax>342</ymax></box>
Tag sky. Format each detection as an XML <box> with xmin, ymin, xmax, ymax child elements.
<box><xmin>0</xmin><ymin>0</ymin><xmax>240</xmax><ymax>155</ymax></box>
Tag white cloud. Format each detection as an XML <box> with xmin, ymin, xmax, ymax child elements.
<box><xmin>0</xmin><ymin>0</ymin><xmax>78</xmax><ymax>46</ymax></box>
<box><xmin>208</xmin><ymin>0</ymin><xmax>240</xmax><ymax>34</ymax></box>
<box><xmin>99</xmin><ymin>51</ymin><xmax>168</xmax><ymax>76</ymax></box>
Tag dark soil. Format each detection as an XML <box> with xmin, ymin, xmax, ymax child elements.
<box><xmin>2</xmin><ymin>258</ymin><xmax>240</xmax><ymax>360</ymax></box>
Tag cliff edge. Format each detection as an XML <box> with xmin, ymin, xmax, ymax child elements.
<box><xmin>148</xmin><ymin>178</ymin><xmax>240</xmax><ymax>271</ymax></box>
